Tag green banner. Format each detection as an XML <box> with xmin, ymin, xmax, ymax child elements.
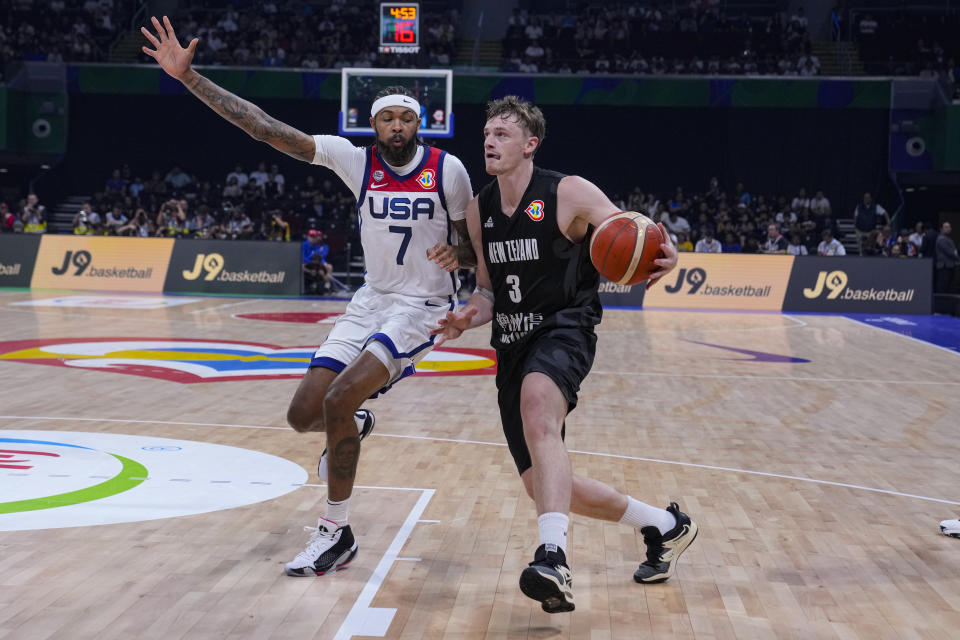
<box><xmin>67</xmin><ymin>64</ymin><xmax>891</xmax><ymax>109</ymax></box>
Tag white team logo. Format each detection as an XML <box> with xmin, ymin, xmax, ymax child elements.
<box><xmin>484</xmin><ymin>217</ymin><xmax>494</xmax><ymax>228</ymax></box>
<box><xmin>369</xmin><ymin>182</ymin><xmax>388</xmax><ymax>189</ymax></box>
<box><xmin>373</xmin><ymin>170</ymin><xmax>384</xmax><ymax>181</ymax></box>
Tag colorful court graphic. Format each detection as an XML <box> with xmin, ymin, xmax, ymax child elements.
<box><xmin>0</xmin><ymin>431</ymin><xmax>306</xmax><ymax>532</ymax></box>
<box><xmin>0</xmin><ymin>338</ymin><xmax>497</xmax><ymax>383</ymax></box>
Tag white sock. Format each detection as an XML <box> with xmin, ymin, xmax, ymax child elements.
<box><xmin>619</xmin><ymin>496</ymin><xmax>676</xmax><ymax>536</ymax></box>
<box><xmin>538</xmin><ymin>512</ymin><xmax>569</xmax><ymax>554</ymax></box>
<box><xmin>324</xmin><ymin>498</ymin><xmax>349</xmax><ymax>527</ymax></box>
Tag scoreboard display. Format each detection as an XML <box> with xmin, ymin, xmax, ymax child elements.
<box><xmin>379</xmin><ymin>3</ymin><xmax>420</xmax><ymax>53</ymax></box>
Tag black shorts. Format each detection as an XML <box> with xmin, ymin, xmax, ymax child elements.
<box><xmin>495</xmin><ymin>327</ymin><xmax>597</xmax><ymax>474</ymax></box>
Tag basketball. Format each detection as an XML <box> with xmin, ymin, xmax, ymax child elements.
<box><xmin>589</xmin><ymin>211</ymin><xmax>664</xmax><ymax>285</ymax></box>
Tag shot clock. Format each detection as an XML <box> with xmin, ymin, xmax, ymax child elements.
<box><xmin>379</xmin><ymin>2</ymin><xmax>420</xmax><ymax>54</ymax></box>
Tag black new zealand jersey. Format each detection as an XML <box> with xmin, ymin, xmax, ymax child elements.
<box><xmin>477</xmin><ymin>167</ymin><xmax>602</xmax><ymax>351</ymax></box>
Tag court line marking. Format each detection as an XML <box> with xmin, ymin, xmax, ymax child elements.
<box><xmin>189</xmin><ymin>299</ymin><xmax>262</xmax><ymax>314</ymax></box>
<box><xmin>2</xmin><ymin>415</ymin><xmax>957</xmax><ymax>506</ymax></box>
<box><xmin>843</xmin><ymin>315</ymin><xmax>960</xmax><ymax>358</ymax></box>
<box><xmin>586</xmin><ymin>371</ymin><xmax>960</xmax><ymax>385</ymax></box>
<box><xmin>601</xmin><ymin>314</ymin><xmax>808</xmax><ymax>334</ymax></box>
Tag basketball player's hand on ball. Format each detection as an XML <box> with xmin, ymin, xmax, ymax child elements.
<box><xmin>141</xmin><ymin>16</ymin><xmax>198</xmax><ymax>81</ymax></box>
<box><xmin>426</xmin><ymin>243</ymin><xmax>459</xmax><ymax>272</ymax></box>
<box><xmin>645</xmin><ymin>222</ymin><xmax>678</xmax><ymax>290</ymax></box>
<box><xmin>431</xmin><ymin>307</ymin><xmax>478</xmax><ymax>346</ymax></box>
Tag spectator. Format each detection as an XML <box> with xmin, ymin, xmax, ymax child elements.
<box><xmin>105</xmin><ymin>168</ymin><xmax>128</xmax><ymax>196</ymax></box>
<box><xmin>908</xmin><ymin>222</ymin><xmax>925</xmax><ymax>253</ymax></box>
<box><xmin>810</xmin><ymin>189</ymin><xmax>831</xmax><ymax>216</ymax></box>
<box><xmin>104</xmin><ymin>205</ymin><xmax>128</xmax><ymax>234</ymax></box>
<box><xmin>790</xmin><ymin>187</ymin><xmax>810</xmax><ymax>214</ymax></box>
<box><xmin>786</xmin><ymin>232</ymin><xmax>808</xmax><ymax>256</ymax></box>
<box><xmin>853</xmin><ymin>192</ymin><xmax>888</xmax><ymax>255</ymax></box>
<box><xmin>226</xmin><ymin>164</ymin><xmax>249</xmax><ymax>188</ymax></box>
<box><xmin>721</xmin><ymin>232</ymin><xmax>742</xmax><ymax>253</ymax></box>
<box><xmin>674</xmin><ymin>230</ymin><xmax>694</xmax><ymax>252</ymax></box>
<box><xmin>129</xmin><ymin>176</ymin><xmax>145</xmax><ymax>200</ymax></box>
<box><xmin>760</xmin><ymin>223</ymin><xmax>787</xmax><ymax>254</ymax></box>
<box><xmin>817</xmin><ymin>229</ymin><xmax>846</xmax><ymax>256</ymax></box>
<box><xmin>165</xmin><ymin>165</ymin><xmax>191</xmax><ymax>191</ymax></box>
<box><xmin>302</xmin><ymin>229</ymin><xmax>333</xmax><ymax>293</ymax></box>
<box><xmin>21</xmin><ymin>194</ymin><xmax>47</xmax><ymax>234</ymax></box>
<box><xmin>72</xmin><ymin>211</ymin><xmax>94</xmax><ymax>235</ymax></box>
<box><xmin>223</xmin><ymin>176</ymin><xmax>243</xmax><ymax>199</ymax></box>
<box><xmin>694</xmin><ymin>227</ymin><xmax>722</xmax><ymax>253</ymax></box>
<box><xmin>662</xmin><ymin>208</ymin><xmax>691</xmax><ymax>235</ymax></box>
<box><xmin>935</xmin><ymin>222</ymin><xmax>959</xmax><ymax>293</ymax></box>
<box><xmin>269</xmin><ymin>210</ymin><xmax>290</xmax><ymax>242</ymax></box>
<box><xmin>249</xmin><ymin>162</ymin><xmax>269</xmax><ymax>190</ymax></box>
<box><xmin>265</xmin><ymin>164</ymin><xmax>285</xmax><ymax>197</ymax></box>
<box><xmin>117</xmin><ymin>208</ymin><xmax>152</xmax><ymax>237</ymax></box>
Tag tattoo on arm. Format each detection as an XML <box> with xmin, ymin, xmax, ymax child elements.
<box><xmin>452</xmin><ymin>220</ymin><xmax>477</xmax><ymax>268</ymax></box>
<box><xmin>184</xmin><ymin>71</ymin><xmax>315</xmax><ymax>162</ymax></box>
<box><xmin>330</xmin><ymin>437</ymin><xmax>361</xmax><ymax>481</ymax></box>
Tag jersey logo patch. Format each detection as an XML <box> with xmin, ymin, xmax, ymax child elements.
<box><xmin>373</xmin><ymin>170</ymin><xmax>385</xmax><ymax>182</ymax></box>
<box><xmin>417</xmin><ymin>169</ymin><xmax>436</xmax><ymax>189</ymax></box>
<box><xmin>525</xmin><ymin>200</ymin><xmax>545</xmax><ymax>222</ymax></box>
<box><xmin>484</xmin><ymin>217</ymin><xmax>494</xmax><ymax>228</ymax></box>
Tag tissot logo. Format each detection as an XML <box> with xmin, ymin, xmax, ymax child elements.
<box><xmin>182</xmin><ymin>253</ymin><xmax>225</xmax><ymax>281</ymax></box>
<box><xmin>52</xmin><ymin>250</ymin><xmax>92</xmax><ymax>276</ymax></box>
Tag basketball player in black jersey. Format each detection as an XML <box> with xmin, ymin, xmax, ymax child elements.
<box><xmin>433</xmin><ymin>97</ymin><xmax>699</xmax><ymax>613</ymax></box>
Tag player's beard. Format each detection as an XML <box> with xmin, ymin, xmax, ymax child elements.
<box><xmin>377</xmin><ymin>134</ymin><xmax>418</xmax><ymax>167</ymax></box>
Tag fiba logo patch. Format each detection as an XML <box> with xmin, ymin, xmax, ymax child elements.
<box><xmin>417</xmin><ymin>169</ymin><xmax>436</xmax><ymax>189</ymax></box>
<box><xmin>525</xmin><ymin>200</ymin><xmax>545</xmax><ymax>222</ymax></box>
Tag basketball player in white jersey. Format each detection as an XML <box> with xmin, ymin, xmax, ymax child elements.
<box><xmin>142</xmin><ymin>16</ymin><xmax>475</xmax><ymax>576</ymax></box>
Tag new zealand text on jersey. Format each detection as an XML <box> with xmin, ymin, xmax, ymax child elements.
<box><xmin>487</xmin><ymin>238</ymin><xmax>540</xmax><ymax>264</ymax></box>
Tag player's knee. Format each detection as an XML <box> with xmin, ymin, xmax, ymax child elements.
<box><xmin>286</xmin><ymin>401</ymin><xmax>320</xmax><ymax>433</ymax></box>
<box><xmin>521</xmin><ymin>412</ymin><xmax>562</xmax><ymax>444</ymax></box>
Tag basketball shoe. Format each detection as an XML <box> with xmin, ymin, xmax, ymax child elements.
<box><xmin>519</xmin><ymin>544</ymin><xmax>575</xmax><ymax>613</ymax></box>
<box><xmin>941</xmin><ymin>517</ymin><xmax>960</xmax><ymax>538</ymax></box>
<box><xmin>284</xmin><ymin>517</ymin><xmax>357</xmax><ymax>576</ymax></box>
<box><xmin>318</xmin><ymin>409</ymin><xmax>376</xmax><ymax>482</ymax></box>
<box><xmin>633</xmin><ymin>502</ymin><xmax>699</xmax><ymax>584</ymax></box>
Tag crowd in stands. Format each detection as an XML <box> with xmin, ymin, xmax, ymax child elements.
<box><xmin>4</xmin><ymin>167</ymin><xmax>950</xmax><ymax>281</ymax></box>
<box><xmin>0</xmin><ymin>0</ymin><xmax>135</xmax><ymax>68</ymax></box>
<box><xmin>854</xmin><ymin>6</ymin><xmax>960</xmax><ymax>84</ymax></box>
<box><xmin>502</xmin><ymin>3</ymin><xmax>820</xmax><ymax>76</ymax></box>
<box><xmin>5</xmin><ymin>0</ymin><xmax>960</xmax><ymax>84</ymax></box>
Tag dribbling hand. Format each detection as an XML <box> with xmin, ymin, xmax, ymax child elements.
<box><xmin>645</xmin><ymin>222</ymin><xmax>678</xmax><ymax>290</ymax></box>
<box><xmin>431</xmin><ymin>307</ymin><xmax>478</xmax><ymax>346</ymax></box>
<box><xmin>141</xmin><ymin>16</ymin><xmax>197</xmax><ymax>81</ymax></box>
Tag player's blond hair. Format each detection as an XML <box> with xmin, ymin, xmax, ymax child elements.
<box><xmin>486</xmin><ymin>96</ymin><xmax>546</xmax><ymax>156</ymax></box>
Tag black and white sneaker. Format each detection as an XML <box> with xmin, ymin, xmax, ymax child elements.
<box><xmin>519</xmin><ymin>544</ymin><xmax>575</xmax><ymax>613</ymax></box>
<box><xmin>284</xmin><ymin>518</ymin><xmax>358</xmax><ymax>576</ymax></box>
<box><xmin>318</xmin><ymin>409</ymin><xmax>376</xmax><ymax>482</ymax></box>
<box><xmin>941</xmin><ymin>517</ymin><xmax>960</xmax><ymax>538</ymax></box>
<box><xmin>633</xmin><ymin>502</ymin><xmax>698</xmax><ymax>584</ymax></box>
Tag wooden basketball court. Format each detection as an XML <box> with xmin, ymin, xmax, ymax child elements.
<box><xmin>1</xmin><ymin>289</ymin><xmax>958</xmax><ymax>639</ymax></box>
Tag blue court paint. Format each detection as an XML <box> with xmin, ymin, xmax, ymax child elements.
<box><xmin>844</xmin><ymin>314</ymin><xmax>960</xmax><ymax>355</ymax></box>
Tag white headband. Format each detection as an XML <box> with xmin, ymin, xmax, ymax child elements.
<box><xmin>371</xmin><ymin>94</ymin><xmax>421</xmax><ymax>118</ymax></box>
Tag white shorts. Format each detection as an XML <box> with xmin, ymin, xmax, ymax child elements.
<box><xmin>311</xmin><ymin>285</ymin><xmax>455</xmax><ymax>395</ymax></box>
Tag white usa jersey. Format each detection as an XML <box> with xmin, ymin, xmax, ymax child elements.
<box><xmin>357</xmin><ymin>144</ymin><xmax>459</xmax><ymax>298</ymax></box>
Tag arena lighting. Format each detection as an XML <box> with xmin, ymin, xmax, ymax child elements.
<box><xmin>0</xmin><ymin>168</ymin><xmax>7</xmax><ymax>173</ymax></box>
<box><xmin>40</xmin><ymin>164</ymin><xmax>50</xmax><ymax>169</ymax></box>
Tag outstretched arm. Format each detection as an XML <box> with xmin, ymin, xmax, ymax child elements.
<box><xmin>141</xmin><ymin>16</ymin><xmax>315</xmax><ymax>162</ymax></box>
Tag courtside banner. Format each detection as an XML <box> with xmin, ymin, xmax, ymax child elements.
<box><xmin>642</xmin><ymin>253</ymin><xmax>794</xmax><ymax>311</ymax></box>
<box><xmin>164</xmin><ymin>239</ymin><xmax>301</xmax><ymax>295</ymax></box>
<box><xmin>31</xmin><ymin>236</ymin><xmax>173</xmax><ymax>292</ymax></box>
<box><xmin>0</xmin><ymin>235</ymin><xmax>41</xmax><ymax>287</ymax></box>
<box><xmin>783</xmin><ymin>256</ymin><xmax>932</xmax><ymax>314</ymax></box>
<box><xmin>598</xmin><ymin>278</ymin><xmax>646</xmax><ymax>307</ymax></box>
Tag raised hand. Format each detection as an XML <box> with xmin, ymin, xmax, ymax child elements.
<box><xmin>141</xmin><ymin>16</ymin><xmax>198</xmax><ymax>81</ymax></box>
<box><xmin>430</xmin><ymin>307</ymin><xmax>478</xmax><ymax>346</ymax></box>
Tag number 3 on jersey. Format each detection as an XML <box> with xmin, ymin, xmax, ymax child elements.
<box><xmin>506</xmin><ymin>274</ymin><xmax>522</xmax><ymax>303</ymax></box>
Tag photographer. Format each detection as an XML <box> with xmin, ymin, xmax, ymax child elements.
<box><xmin>21</xmin><ymin>194</ymin><xmax>47</xmax><ymax>234</ymax></box>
